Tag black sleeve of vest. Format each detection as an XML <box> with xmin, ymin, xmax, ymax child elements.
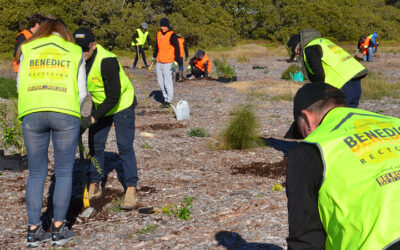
<box><xmin>132</xmin><ymin>30</ymin><xmax>138</xmax><ymax>42</ymax></box>
<box><xmin>14</xmin><ymin>34</ymin><xmax>27</xmax><ymax>58</ymax></box>
<box><xmin>183</xmin><ymin>41</ymin><xmax>188</xmax><ymax>59</ymax></box>
<box><xmin>91</xmin><ymin>58</ymin><xmax>121</xmax><ymax>120</ymax></box>
<box><xmin>153</xmin><ymin>38</ymin><xmax>159</xmax><ymax>58</ymax></box>
<box><xmin>304</xmin><ymin>45</ymin><xmax>325</xmax><ymax>83</ymax></box>
<box><xmin>369</xmin><ymin>39</ymin><xmax>375</xmax><ymax>47</ymax></box>
<box><xmin>146</xmin><ymin>34</ymin><xmax>151</xmax><ymax>46</ymax></box>
<box><xmin>286</xmin><ymin>143</ymin><xmax>326</xmax><ymax>250</ymax></box>
<box><xmin>170</xmin><ymin>33</ymin><xmax>180</xmax><ymax>62</ymax></box>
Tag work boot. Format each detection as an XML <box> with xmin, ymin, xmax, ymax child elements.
<box><xmin>26</xmin><ymin>225</ymin><xmax>51</xmax><ymax>248</ymax></box>
<box><xmin>51</xmin><ymin>222</ymin><xmax>75</xmax><ymax>247</ymax></box>
<box><xmin>120</xmin><ymin>186</ymin><xmax>138</xmax><ymax>210</ymax></box>
<box><xmin>88</xmin><ymin>182</ymin><xmax>102</xmax><ymax>200</ymax></box>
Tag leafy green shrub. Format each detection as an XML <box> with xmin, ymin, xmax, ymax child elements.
<box><xmin>187</xmin><ymin>128</ymin><xmax>210</xmax><ymax>138</ymax></box>
<box><xmin>220</xmin><ymin>105</ymin><xmax>264</xmax><ymax>150</ymax></box>
<box><xmin>281</xmin><ymin>64</ymin><xmax>301</xmax><ymax>80</ymax></box>
<box><xmin>0</xmin><ymin>77</ymin><xmax>17</xmax><ymax>99</ymax></box>
<box><xmin>0</xmin><ymin>100</ymin><xmax>24</xmax><ymax>154</ymax></box>
<box><xmin>213</xmin><ymin>59</ymin><xmax>236</xmax><ymax>78</ymax></box>
<box><xmin>157</xmin><ymin>196</ymin><xmax>193</xmax><ymax>220</ymax></box>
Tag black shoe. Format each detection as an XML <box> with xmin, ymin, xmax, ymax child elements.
<box><xmin>159</xmin><ymin>102</ymin><xmax>171</xmax><ymax>108</ymax></box>
<box><xmin>51</xmin><ymin>223</ymin><xmax>75</xmax><ymax>246</ymax></box>
<box><xmin>26</xmin><ymin>225</ymin><xmax>51</xmax><ymax>248</ymax></box>
<box><xmin>132</xmin><ymin>65</ymin><xmax>137</xmax><ymax>68</ymax></box>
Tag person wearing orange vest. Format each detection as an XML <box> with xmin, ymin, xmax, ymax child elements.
<box><xmin>152</xmin><ymin>18</ymin><xmax>180</xmax><ymax>108</ymax></box>
<box><xmin>13</xmin><ymin>14</ymin><xmax>46</xmax><ymax>73</ymax></box>
<box><xmin>176</xmin><ymin>34</ymin><xmax>188</xmax><ymax>82</ymax></box>
<box><xmin>187</xmin><ymin>50</ymin><xmax>211</xmax><ymax>79</ymax></box>
<box><xmin>357</xmin><ymin>35</ymin><xmax>375</xmax><ymax>62</ymax></box>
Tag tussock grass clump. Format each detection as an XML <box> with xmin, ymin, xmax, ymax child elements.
<box><xmin>0</xmin><ymin>77</ymin><xmax>17</xmax><ymax>99</ymax></box>
<box><xmin>187</xmin><ymin>128</ymin><xmax>210</xmax><ymax>138</ymax></box>
<box><xmin>281</xmin><ymin>64</ymin><xmax>301</xmax><ymax>80</ymax></box>
<box><xmin>361</xmin><ymin>72</ymin><xmax>400</xmax><ymax>100</ymax></box>
<box><xmin>219</xmin><ymin>105</ymin><xmax>264</xmax><ymax>150</ymax></box>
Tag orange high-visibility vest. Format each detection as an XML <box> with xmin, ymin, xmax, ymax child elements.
<box><xmin>13</xmin><ymin>30</ymin><xmax>33</xmax><ymax>72</ymax></box>
<box><xmin>194</xmin><ymin>54</ymin><xmax>211</xmax><ymax>73</ymax></box>
<box><xmin>157</xmin><ymin>30</ymin><xmax>175</xmax><ymax>63</ymax></box>
<box><xmin>178</xmin><ymin>37</ymin><xmax>185</xmax><ymax>58</ymax></box>
<box><xmin>361</xmin><ymin>36</ymin><xmax>371</xmax><ymax>55</ymax></box>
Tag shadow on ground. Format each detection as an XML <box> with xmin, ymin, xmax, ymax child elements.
<box><xmin>215</xmin><ymin>231</ymin><xmax>283</xmax><ymax>250</ymax></box>
<box><xmin>149</xmin><ymin>90</ymin><xmax>164</xmax><ymax>104</ymax></box>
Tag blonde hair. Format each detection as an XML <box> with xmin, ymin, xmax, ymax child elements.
<box><xmin>15</xmin><ymin>17</ymin><xmax>74</xmax><ymax>62</ymax></box>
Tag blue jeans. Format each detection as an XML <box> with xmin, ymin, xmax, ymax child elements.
<box><xmin>89</xmin><ymin>104</ymin><xmax>138</xmax><ymax>187</ymax></box>
<box><xmin>178</xmin><ymin>57</ymin><xmax>184</xmax><ymax>71</ymax></box>
<box><xmin>363</xmin><ymin>47</ymin><xmax>374</xmax><ymax>61</ymax></box>
<box><xmin>341</xmin><ymin>79</ymin><xmax>361</xmax><ymax>108</ymax></box>
<box><xmin>23</xmin><ymin>112</ymin><xmax>80</xmax><ymax>226</ymax></box>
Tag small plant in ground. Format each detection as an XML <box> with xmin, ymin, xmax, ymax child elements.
<box><xmin>0</xmin><ymin>172</ymin><xmax>2</xmax><ymax>176</ymax></box>
<box><xmin>281</xmin><ymin>64</ymin><xmax>301</xmax><ymax>80</ymax></box>
<box><xmin>157</xmin><ymin>196</ymin><xmax>193</xmax><ymax>220</ymax></box>
<box><xmin>219</xmin><ymin>105</ymin><xmax>264</xmax><ymax>150</ymax></box>
<box><xmin>0</xmin><ymin>77</ymin><xmax>17</xmax><ymax>99</ymax></box>
<box><xmin>138</xmin><ymin>224</ymin><xmax>158</xmax><ymax>234</ymax></box>
<box><xmin>78</xmin><ymin>142</ymin><xmax>102</xmax><ymax>175</ymax></box>
<box><xmin>270</xmin><ymin>93</ymin><xmax>293</xmax><ymax>102</ymax></box>
<box><xmin>269</xmin><ymin>114</ymin><xmax>280</xmax><ymax>118</ymax></box>
<box><xmin>187</xmin><ymin>128</ymin><xmax>210</xmax><ymax>138</ymax></box>
<box><xmin>272</xmin><ymin>182</ymin><xmax>283</xmax><ymax>191</ymax></box>
<box><xmin>0</xmin><ymin>100</ymin><xmax>24</xmax><ymax>154</ymax></box>
<box><xmin>141</xmin><ymin>141</ymin><xmax>153</xmax><ymax>148</ymax></box>
<box><xmin>213</xmin><ymin>58</ymin><xmax>236</xmax><ymax>78</ymax></box>
<box><xmin>216</xmin><ymin>98</ymin><xmax>222</xmax><ymax>103</ymax></box>
<box><xmin>110</xmin><ymin>197</ymin><xmax>123</xmax><ymax>213</ymax></box>
<box><xmin>237</xmin><ymin>54</ymin><xmax>249</xmax><ymax>63</ymax></box>
<box><xmin>361</xmin><ymin>71</ymin><xmax>400</xmax><ymax>100</ymax></box>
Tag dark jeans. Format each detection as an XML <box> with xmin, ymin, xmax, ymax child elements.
<box><xmin>177</xmin><ymin>57</ymin><xmax>184</xmax><ymax>71</ymax></box>
<box><xmin>133</xmin><ymin>46</ymin><xmax>148</xmax><ymax>66</ymax></box>
<box><xmin>191</xmin><ymin>67</ymin><xmax>206</xmax><ymax>78</ymax></box>
<box><xmin>341</xmin><ymin>79</ymin><xmax>361</xmax><ymax>108</ymax></box>
<box><xmin>89</xmin><ymin>104</ymin><xmax>138</xmax><ymax>187</ymax></box>
<box><xmin>23</xmin><ymin>112</ymin><xmax>80</xmax><ymax>226</ymax></box>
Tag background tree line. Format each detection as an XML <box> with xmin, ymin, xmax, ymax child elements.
<box><xmin>1</xmin><ymin>0</ymin><xmax>400</xmax><ymax>54</ymax></box>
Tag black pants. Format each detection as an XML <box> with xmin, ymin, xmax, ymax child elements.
<box><xmin>191</xmin><ymin>67</ymin><xmax>206</xmax><ymax>78</ymax></box>
<box><xmin>133</xmin><ymin>46</ymin><xmax>148</xmax><ymax>67</ymax></box>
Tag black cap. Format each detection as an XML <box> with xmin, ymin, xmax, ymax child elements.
<box><xmin>160</xmin><ymin>18</ymin><xmax>170</xmax><ymax>27</ymax></box>
<box><xmin>284</xmin><ymin>82</ymin><xmax>346</xmax><ymax>139</ymax></box>
<box><xmin>74</xmin><ymin>28</ymin><xmax>95</xmax><ymax>49</ymax></box>
<box><xmin>195</xmin><ymin>49</ymin><xmax>204</xmax><ymax>58</ymax></box>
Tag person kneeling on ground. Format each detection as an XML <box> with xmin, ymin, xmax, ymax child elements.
<box><xmin>74</xmin><ymin>27</ymin><xmax>139</xmax><ymax>210</ymax></box>
<box><xmin>187</xmin><ymin>49</ymin><xmax>211</xmax><ymax>79</ymax></box>
<box><xmin>285</xmin><ymin>82</ymin><xmax>400</xmax><ymax>249</ymax></box>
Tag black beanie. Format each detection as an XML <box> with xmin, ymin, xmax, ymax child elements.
<box><xmin>160</xmin><ymin>18</ymin><xmax>170</xmax><ymax>27</ymax></box>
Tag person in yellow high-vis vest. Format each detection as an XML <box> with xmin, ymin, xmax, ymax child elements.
<box><xmin>294</xmin><ymin>29</ymin><xmax>368</xmax><ymax>108</ymax></box>
<box><xmin>131</xmin><ymin>22</ymin><xmax>151</xmax><ymax>68</ymax></box>
<box><xmin>284</xmin><ymin>83</ymin><xmax>400</xmax><ymax>249</ymax></box>
<box><xmin>16</xmin><ymin>17</ymin><xmax>87</xmax><ymax>248</ymax></box>
<box><xmin>74</xmin><ymin>27</ymin><xmax>138</xmax><ymax>210</ymax></box>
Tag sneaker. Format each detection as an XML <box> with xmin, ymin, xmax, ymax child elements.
<box><xmin>120</xmin><ymin>186</ymin><xmax>138</xmax><ymax>210</ymax></box>
<box><xmin>159</xmin><ymin>102</ymin><xmax>171</xmax><ymax>108</ymax></box>
<box><xmin>88</xmin><ymin>182</ymin><xmax>102</xmax><ymax>200</ymax></box>
<box><xmin>51</xmin><ymin>223</ymin><xmax>75</xmax><ymax>247</ymax></box>
<box><xmin>26</xmin><ymin>225</ymin><xmax>51</xmax><ymax>248</ymax></box>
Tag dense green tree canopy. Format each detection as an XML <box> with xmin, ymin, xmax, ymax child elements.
<box><xmin>1</xmin><ymin>0</ymin><xmax>399</xmax><ymax>53</ymax></box>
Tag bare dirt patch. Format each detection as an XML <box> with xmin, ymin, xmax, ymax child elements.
<box><xmin>231</xmin><ymin>158</ymin><xmax>287</xmax><ymax>179</ymax></box>
<box><xmin>137</xmin><ymin>122</ymin><xmax>186</xmax><ymax>131</ymax></box>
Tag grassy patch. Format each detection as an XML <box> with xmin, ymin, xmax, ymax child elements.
<box><xmin>141</xmin><ymin>141</ymin><xmax>153</xmax><ymax>149</ymax></box>
<box><xmin>216</xmin><ymin>98</ymin><xmax>222</xmax><ymax>103</ymax></box>
<box><xmin>0</xmin><ymin>77</ymin><xmax>17</xmax><ymax>99</ymax></box>
<box><xmin>281</xmin><ymin>64</ymin><xmax>301</xmax><ymax>80</ymax></box>
<box><xmin>237</xmin><ymin>54</ymin><xmax>250</xmax><ymax>63</ymax></box>
<box><xmin>270</xmin><ymin>93</ymin><xmax>293</xmax><ymax>102</ymax></box>
<box><xmin>361</xmin><ymin>72</ymin><xmax>400</xmax><ymax>100</ymax></box>
<box><xmin>138</xmin><ymin>224</ymin><xmax>158</xmax><ymax>234</ymax></box>
<box><xmin>187</xmin><ymin>128</ymin><xmax>210</xmax><ymax>138</ymax></box>
<box><xmin>218</xmin><ymin>105</ymin><xmax>264</xmax><ymax>150</ymax></box>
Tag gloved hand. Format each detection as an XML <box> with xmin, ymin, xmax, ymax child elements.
<box><xmin>80</xmin><ymin>116</ymin><xmax>93</xmax><ymax>134</ymax></box>
<box><xmin>152</xmin><ymin>57</ymin><xmax>156</xmax><ymax>63</ymax></box>
<box><xmin>149</xmin><ymin>45</ymin><xmax>153</xmax><ymax>49</ymax></box>
<box><xmin>187</xmin><ymin>65</ymin><xmax>192</xmax><ymax>72</ymax></box>
<box><xmin>131</xmin><ymin>41</ymin><xmax>135</xmax><ymax>46</ymax></box>
<box><xmin>172</xmin><ymin>61</ymin><xmax>178</xmax><ymax>70</ymax></box>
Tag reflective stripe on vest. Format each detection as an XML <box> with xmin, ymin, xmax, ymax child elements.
<box><xmin>86</xmin><ymin>44</ymin><xmax>134</xmax><ymax>116</ymax></box>
<box><xmin>132</xmin><ymin>28</ymin><xmax>148</xmax><ymax>46</ymax></box>
<box><xmin>157</xmin><ymin>30</ymin><xmax>175</xmax><ymax>63</ymax></box>
<box><xmin>13</xmin><ymin>30</ymin><xmax>33</xmax><ymax>73</ymax></box>
<box><xmin>304</xmin><ymin>38</ymin><xmax>366</xmax><ymax>89</ymax></box>
<box><xmin>304</xmin><ymin>107</ymin><xmax>400</xmax><ymax>249</ymax></box>
<box><xmin>18</xmin><ymin>34</ymin><xmax>82</xmax><ymax>122</ymax></box>
<box><xmin>178</xmin><ymin>37</ymin><xmax>184</xmax><ymax>58</ymax></box>
<box><xmin>194</xmin><ymin>54</ymin><xmax>211</xmax><ymax>73</ymax></box>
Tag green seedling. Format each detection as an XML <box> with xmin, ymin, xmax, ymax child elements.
<box><xmin>138</xmin><ymin>224</ymin><xmax>158</xmax><ymax>234</ymax></box>
<box><xmin>157</xmin><ymin>196</ymin><xmax>193</xmax><ymax>220</ymax></box>
<box><xmin>187</xmin><ymin>128</ymin><xmax>210</xmax><ymax>138</ymax></box>
<box><xmin>110</xmin><ymin>197</ymin><xmax>123</xmax><ymax>213</ymax></box>
<box><xmin>141</xmin><ymin>142</ymin><xmax>153</xmax><ymax>148</ymax></box>
<box><xmin>216</xmin><ymin>98</ymin><xmax>222</xmax><ymax>103</ymax></box>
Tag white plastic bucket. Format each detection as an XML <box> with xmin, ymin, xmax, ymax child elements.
<box><xmin>172</xmin><ymin>100</ymin><xmax>190</xmax><ymax>121</ymax></box>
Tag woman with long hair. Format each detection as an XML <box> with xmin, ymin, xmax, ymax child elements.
<box><xmin>16</xmin><ymin>17</ymin><xmax>87</xmax><ymax>248</ymax></box>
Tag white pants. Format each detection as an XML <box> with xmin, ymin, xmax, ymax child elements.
<box><xmin>156</xmin><ymin>62</ymin><xmax>174</xmax><ymax>103</ymax></box>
